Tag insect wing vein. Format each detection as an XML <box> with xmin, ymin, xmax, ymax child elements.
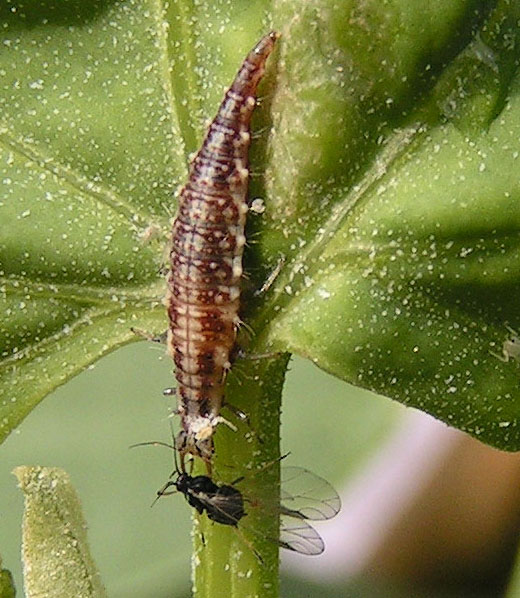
<box><xmin>280</xmin><ymin>466</ymin><xmax>341</xmax><ymax>521</ymax></box>
<box><xmin>279</xmin><ymin>515</ymin><xmax>325</xmax><ymax>556</ymax></box>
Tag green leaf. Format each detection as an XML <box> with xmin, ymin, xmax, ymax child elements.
<box><xmin>249</xmin><ymin>0</ymin><xmax>520</xmax><ymax>449</ymax></box>
<box><xmin>0</xmin><ymin>0</ymin><xmax>180</xmax><ymax>442</ymax></box>
<box><xmin>14</xmin><ymin>466</ymin><xmax>106</xmax><ymax>598</ymax></box>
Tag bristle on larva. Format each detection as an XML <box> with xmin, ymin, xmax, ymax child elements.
<box><xmin>167</xmin><ymin>31</ymin><xmax>279</xmax><ymax>472</ymax></box>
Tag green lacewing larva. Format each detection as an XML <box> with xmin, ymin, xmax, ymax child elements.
<box><xmin>166</xmin><ymin>31</ymin><xmax>280</xmax><ymax>472</ymax></box>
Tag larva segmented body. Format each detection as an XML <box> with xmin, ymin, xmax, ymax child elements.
<box><xmin>167</xmin><ymin>31</ymin><xmax>279</xmax><ymax>471</ymax></box>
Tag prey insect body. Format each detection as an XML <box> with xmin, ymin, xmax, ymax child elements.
<box><xmin>156</xmin><ymin>461</ymin><xmax>341</xmax><ymax>557</ymax></box>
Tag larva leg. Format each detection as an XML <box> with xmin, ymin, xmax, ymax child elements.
<box><xmin>490</xmin><ymin>325</ymin><xmax>520</xmax><ymax>363</ymax></box>
<box><xmin>221</xmin><ymin>403</ymin><xmax>265</xmax><ymax>446</ymax></box>
<box><xmin>254</xmin><ymin>255</ymin><xmax>286</xmax><ymax>296</ymax></box>
<box><xmin>213</xmin><ymin>415</ymin><xmax>238</xmax><ymax>433</ymax></box>
<box><xmin>490</xmin><ymin>350</ymin><xmax>509</xmax><ymax>363</ymax></box>
<box><xmin>235</xmin><ymin>318</ymin><xmax>254</xmax><ymax>338</ymax></box>
<box><xmin>249</xmin><ymin>197</ymin><xmax>266</xmax><ymax>214</ymax></box>
<box><xmin>222</xmin><ymin>402</ymin><xmax>249</xmax><ymax>423</ymax></box>
<box><xmin>235</xmin><ymin>348</ymin><xmax>284</xmax><ymax>361</ymax></box>
<box><xmin>250</xmin><ymin>125</ymin><xmax>271</xmax><ymax>140</ymax></box>
<box><xmin>158</xmin><ymin>264</ymin><xmax>169</xmax><ymax>277</ymax></box>
<box><xmin>130</xmin><ymin>326</ymin><xmax>167</xmax><ymax>344</ymax></box>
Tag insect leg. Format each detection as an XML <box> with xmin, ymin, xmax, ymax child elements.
<box><xmin>232</xmin><ymin>527</ymin><xmax>264</xmax><ymax>565</ymax></box>
<box><xmin>229</xmin><ymin>475</ymin><xmax>245</xmax><ymax>486</ymax></box>
<box><xmin>147</xmin><ymin>480</ymin><xmax>178</xmax><ymax>507</ymax></box>
<box><xmin>191</xmin><ymin>509</ymin><xmax>206</xmax><ymax>546</ymax></box>
<box><xmin>156</xmin><ymin>480</ymin><xmax>178</xmax><ymax>497</ymax></box>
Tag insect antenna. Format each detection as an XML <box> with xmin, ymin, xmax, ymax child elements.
<box><xmin>164</xmin><ymin>416</ymin><xmax>184</xmax><ymax>475</ymax></box>
<box><xmin>130</xmin><ymin>440</ymin><xmax>176</xmax><ymax>451</ymax></box>
<box><xmin>129</xmin><ymin>439</ymin><xmax>179</xmax><ymax>506</ymax></box>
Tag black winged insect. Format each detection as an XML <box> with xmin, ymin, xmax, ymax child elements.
<box><xmin>146</xmin><ymin>445</ymin><xmax>341</xmax><ymax>558</ymax></box>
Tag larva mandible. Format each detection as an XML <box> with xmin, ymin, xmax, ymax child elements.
<box><xmin>167</xmin><ymin>31</ymin><xmax>280</xmax><ymax>472</ymax></box>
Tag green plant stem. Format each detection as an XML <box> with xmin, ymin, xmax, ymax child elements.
<box><xmin>193</xmin><ymin>354</ymin><xmax>290</xmax><ymax>598</ymax></box>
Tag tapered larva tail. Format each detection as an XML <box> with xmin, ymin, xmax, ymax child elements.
<box><xmin>166</xmin><ymin>31</ymin><xmax>279</xmax><ymax>472</ymax></box>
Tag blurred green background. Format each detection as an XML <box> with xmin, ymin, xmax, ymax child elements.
<box><xmin>0</xmin><ymin>342</ymin><xmax>404</xmax><ymax>597</ymax></box>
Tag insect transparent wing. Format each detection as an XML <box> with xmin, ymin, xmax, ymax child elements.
<box><xmin>279</xmin><ymin>514</ymin><xmax>325</xmax><ymax>555</ymax></box>
<box><xmin>280</xmin><ymin>466</ymin><xmax>341</xmax><ymax>521</ymax></box>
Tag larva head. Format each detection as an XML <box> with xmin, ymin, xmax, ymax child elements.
<box><xmin>175</xmin><ymin>419</ymin><xmax>215</xmax><ymax>471</ymax></box>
